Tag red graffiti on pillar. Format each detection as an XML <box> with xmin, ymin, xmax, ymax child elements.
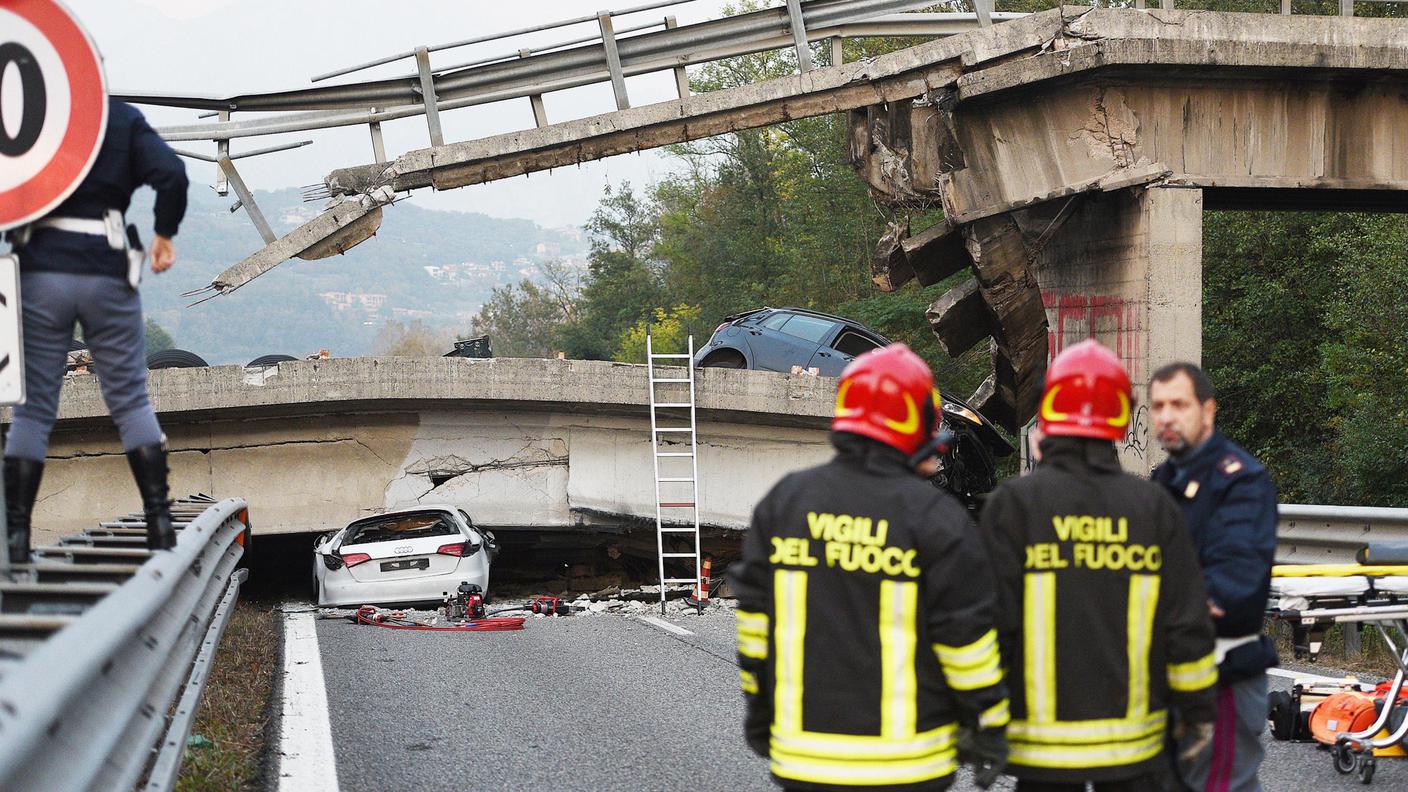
<box><xmin>1041</xmin><ymin>292</ymin><xmax>1148</xmax><ymax>461</ymax></box>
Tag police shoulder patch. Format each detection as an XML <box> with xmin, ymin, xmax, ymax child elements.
<box><xmin>1218</xmin><ymin>454</ymin><xmax>1244</xmax><ymax>476</ymax></box>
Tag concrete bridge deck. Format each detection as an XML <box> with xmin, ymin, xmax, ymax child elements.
<box><xmin>10</xmin><ymin>358</ymin><xmax>839</xmax><ymax>542</ymax></box>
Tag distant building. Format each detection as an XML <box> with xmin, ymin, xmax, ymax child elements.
<box><xmin>319</xmin><ymin>291</ymin><xmax>388</xmax><ymax>311</ymax></box>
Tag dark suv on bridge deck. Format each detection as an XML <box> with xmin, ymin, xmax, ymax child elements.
<box><xmin>693</xmin><ymin>307</ymin><xmax>1014</xmax><ymax>507</ymax></box>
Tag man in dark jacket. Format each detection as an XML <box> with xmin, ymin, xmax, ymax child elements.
<box><xmin>981</xmin><ymin>340</ymin><xmax>1218</xmax><ymax>791</ymax></box>
<box><xmin>4</xmin><ymin>99</ymin><xmax>187</xmax><ymax>561</ymax></box>
<box><xmin>732</xmin><ymin>344</ymin><xmax>1010</xmax><ymax>791</ymax></box>
<box><xmin>1150</xmin><ymin>362</ymin><xmax>1277</xmax><ymax>792</ymax></box>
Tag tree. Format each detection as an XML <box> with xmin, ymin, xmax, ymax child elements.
<box><xmin>373</xmin><ymin>321</ymin><xmax>446</xmax><ymax>357</ymax></box>
<box><xmin>556</xmin><ymin>183</ymin><xmax>665</xmax><ymax>359</ymax></box>
<box><xmin>469</xmin><ymin>262</ymin><xmax>580</xmax><ymax>358</ymax></box>
<box><xmin>615</xmin><ymin>304</ymin><xmax>703</xmax><ymax>363</ymax></box>
<box><xmin>144</xmin><ymin>319</ymin><xmax>175</xmax><ymax>357</ymax></box>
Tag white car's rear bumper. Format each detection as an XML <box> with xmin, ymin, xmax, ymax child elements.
<box><xmin>319</xmin><ymin>566</ymin><xmax>490</xmax><ymax>608</ymax></box>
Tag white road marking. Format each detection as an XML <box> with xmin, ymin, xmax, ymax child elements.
<box><xmin>639</xmin><ymin>615</ymin><xmax>695</xmax><ymax>636</ymax></box>
<box><xmin>1266</xmin><ymin>667</ymin><xmax>1379</xmax><ymax>686</ymax></box>
<box><xmin>278</xmin><ymin>609</ymin><xmax>340</xmax><ymax>792</ymax></box>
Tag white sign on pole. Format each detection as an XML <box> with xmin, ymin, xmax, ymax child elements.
<box><xmin>0</xmin><ymin>255</ymin><xmax>25</xmax><ymax>407</ymax></box>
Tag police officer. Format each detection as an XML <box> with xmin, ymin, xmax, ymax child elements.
<box><xmin>731</xmin><ymin>344</ymin><xmax>1010</xmax><ymax>791</ymax></box>
<box><xmin>1149</xmin><ymin>362</ymin><xmax>1277</xmax><ymax>792</ymax></box>
<box><xmin>4</xmin><ymin>99</ymin><xmax>188</xmax><ymax>561</ymax></box>
<box><xmin>980</xmin><ymin>340</ymin><xmax>1218</xmax><ymax>791</ymax></box>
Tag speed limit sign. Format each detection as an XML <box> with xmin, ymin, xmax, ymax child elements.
<box><xmin>0</xmin><ymin>0</ymin><xmax>107</xmax><ymax>232</ymax></box>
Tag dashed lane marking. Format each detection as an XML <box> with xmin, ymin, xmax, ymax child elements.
<box><xmin>278</xmin><ymin>609</ymin><xmax>340</xmax><ymax>792</ymax></box>
<box><xmin>638</xmin><ymin>615</ymin><xmax>695</xmax><ymax>636</ymax></box>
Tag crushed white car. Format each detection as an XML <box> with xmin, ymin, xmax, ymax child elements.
<box><xmin>313</xmin><ymin>504</ymin><xmax>497</xmax><ymax>608</ymax></box>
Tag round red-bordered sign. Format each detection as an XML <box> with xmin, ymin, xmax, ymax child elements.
<box><xmin>0</xmin><ymin>0</ymin><xmax>107</xmax><ymax>231</ymax></box>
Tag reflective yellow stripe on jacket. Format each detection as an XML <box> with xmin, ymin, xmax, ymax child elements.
<box><xmin>771</xmin><ymin>725</ymin><xmax>958</xmax><ymax>786</ymax></box>
<box><xmin>1012</xmin><ymin>572</ymin><xmax>1170</xmax><ymax>771</ymax></box>
<box><xmin>768</xmin><ymin>571</ymin><xmax>957</xmax><ymax>787</ymax></box>
<box><xmin>736</xmin><ymin>609</ymin><xmax>769</xmax><ymax>660</ymax></box>
<box><xmin>1168</xmin><ymin>652</ymin><xmax>1218</xmax><ymax>692</ymax></box>
<box><xmin>1009</xmin><ymin>711</ymin><xmax>1166</xmax><ymax>768</ymax></box>
<box><xmin>934</xmin><ymin>628</ymin><xmax>1004</xmax><ymax>692</ymax></box>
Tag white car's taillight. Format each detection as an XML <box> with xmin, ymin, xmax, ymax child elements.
<box><xmin>436</xmin><ymin>542</ymin><xmax>467</xmax><ymax>557</ymax></box>
<box><xmin>341</xmin><ymin>552</ymin><xmax>371</xmax><ymax>567</ymax></box>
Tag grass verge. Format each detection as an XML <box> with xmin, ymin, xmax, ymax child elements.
<box><xmin>1271</xmin><ymin>620</ymin><xmax>1402</xmax><ymax>677</ymax></box>
<box><xmin>175</xmin><ymin>600</ymin><xmax>281</xmax><ymax>792</ymax></box>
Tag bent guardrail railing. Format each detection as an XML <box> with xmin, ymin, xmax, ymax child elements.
<box><xmin>0</xmin><ymin>496</ymin><xmax>250</xmax><ymax>792</ymax></box>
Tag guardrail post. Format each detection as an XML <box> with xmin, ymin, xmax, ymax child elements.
<box><xmin>520</xmin><ymin>49</ymin><xmax>550</xmax><ymax>127</ymax></box>
<box><xmin>1281</xmin><ymin>0</ymin><xmax>1291</xmax><ymax>14</ymax></box>
<box><xmin>830</xmin><ymin>36</ymin><xmax>844</xmax><ymax>67</ymax></box>
<box><xmin>1343</xmin><ymin>623</ymin><xmax>1362</xmax><ymax>661</ymax></box>
<box><xmin>974</xmin><ymin>0</ymin><xmax>994</xmax><ymax>28</ymax></box>
<box><xmin>1160</xmin><ymin>0</ymin><xmax>1175</xmax><ymax>9</ymax></box>
<box><xmin>218</xmin><ymin>157</ymin><xmax>276</xmax><ymax>245</ymax></box>
<box><xmin>598</xmin><ymin>11</ymin><xmax>631</xmax><ymax>111</ymax></box>
<box><xmin>1340</xmin><ymin>0</ymin><xmax>1354</xmax><ymax>15</ymax></box>
<box><xmin>368</xmin><ymin>119</ymin><xmax>386</xmax><ymax>163</ymax></box>
<box><xmin>1135</xmin><ymin>0</ymin><xmax>1146</xmax><ymax>8</ymax></box>
<box><xmin>414</xmin><ymin>46</ymin><xmax>445</xmax><ymax>147</ymax></box>
<box><xmin>215</xmin><ymin>111</ymin><xmax>230</xmax><ymax>197</ymax></box>
<box><xmin>666</xmin><ymin>16</ymin><xmax>690</xmax><ymax>99</ymax></box>
<box><xmin>784</xmin><ymin>0</ymin><xmax>814</xmax><ymax>72</ymax></box>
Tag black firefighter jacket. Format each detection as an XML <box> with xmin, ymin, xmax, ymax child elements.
<box><xmin>732</xmin><ymin>433</ymin><xmax>1009</xmax><ymax>792</ymax></box>
<box><xmin>979</xmin><ymin>437</ymin><xmax>1218</xmax><ymax>784</ymax></box>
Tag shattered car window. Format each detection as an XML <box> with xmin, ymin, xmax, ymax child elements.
<box><xmin>343</xmin><ymin>513</ymin><xmax>457</xmax><ymax>545</ymax></box>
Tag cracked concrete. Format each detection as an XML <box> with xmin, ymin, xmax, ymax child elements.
<box><xmin>1071</xmin><ymin>86</ymin><xmax>1140</xmax><ymax>168</ymax></box>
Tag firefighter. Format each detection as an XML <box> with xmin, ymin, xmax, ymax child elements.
<box><xmin>1149</xmin><ymin>362</ymin><xmax>1278</xmax><ymax>792</ymax></box>
<box><xmin>979</xmin><ymin>339</ymin><xmax>1218</xmax><ymax>791</ymax></box>
<box><xmin>731</xmin><ymin>343</ymin><xmax>1010</xmax><ymax>791</ymax></box>
<box><xmin>4</xmin><ymin>99</ymin><xmax>188</xmax><ymax>561</ymax></box>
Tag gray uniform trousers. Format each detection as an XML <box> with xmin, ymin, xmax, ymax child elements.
<box><xmin>6</xmin><ymin>271</ymin><xmax>163</xmax><ymax>462</ymax></box>
<box><xmin>1177</xmin><ymin>674</ymin><xmax>1267</xmax><ymax>792</ymax></box>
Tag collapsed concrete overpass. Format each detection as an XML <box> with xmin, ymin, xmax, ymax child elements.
<box><xmin>8</xmin><ymin>358</ymin><xmax>836</xmax><ymax>545</ymax></box>
<box><xmin>166</xmin><ymin>7</ymin><xmax>1408</xmax><ymax>472</ymax></box>
<box><xmin>852</xmin><ymin>7</ymin><xmax>1408</xmax><ymax>448</ymax></box>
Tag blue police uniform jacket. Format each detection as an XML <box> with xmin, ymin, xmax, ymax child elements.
<box><xmin>1152</xmin><ymin>431</ymin><xmax>1278</xmax><ymax>679</ymax></box>
<box><xmin>17</xmin><ymin>99</ymin><xmax>187</xmax><ymax>279</ymax></box>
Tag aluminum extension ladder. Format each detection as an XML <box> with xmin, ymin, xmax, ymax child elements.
<box><xmin>646</xmin><ymin>333</ymin><xmax>703</xmax><ymax>614</ymax></box>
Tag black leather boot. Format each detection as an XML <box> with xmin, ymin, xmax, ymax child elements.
<box><xmin>126</xmin><ymin>443</ymin><xmax>176</xmax><ymax>551</ymax></box>
<box><xmin>4</xmin><ymin>457</ymin><xmax>43</xmax><ymax>565</ymax></box>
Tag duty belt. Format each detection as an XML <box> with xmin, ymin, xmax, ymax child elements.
<box><xmin>13</xmin><ymin>209</ymin><xmax>145</xmax><ymax>288</ymax></box>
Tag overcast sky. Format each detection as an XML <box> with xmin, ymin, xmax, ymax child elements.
<box><xmin>67</xmin><ymin>0</ymin><xmax>738</xmax><ymax>227</ymax></box>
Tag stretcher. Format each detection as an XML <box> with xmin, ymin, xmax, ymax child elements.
<box><xmin>1268</xmin><ymin>554</ymin><xmax>1408</xmax><ymax>784</ymax></box>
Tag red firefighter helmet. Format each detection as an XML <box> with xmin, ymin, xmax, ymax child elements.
<box><xmin>832</xmin><ymin>344</ymin><xmax>940</xmax><ymax>457</ymax></box>
<box><xmin>1038</xmin><ymin>339</ymin><xmax>1132</xmax><ymax>442</ymax></box>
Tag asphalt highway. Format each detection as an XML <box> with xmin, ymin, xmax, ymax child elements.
<box><xmin>307</xmin><ymin>605</ymin><xmax>1399</xmax><ymax>791</ymax></box>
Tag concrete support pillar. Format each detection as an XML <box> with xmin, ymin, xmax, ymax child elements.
<box><xmin>1031</xmin><ymin>186</ymin><xmax>1204</xmax><ymax>473</ymax></box>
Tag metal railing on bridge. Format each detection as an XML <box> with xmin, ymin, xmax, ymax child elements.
<box><xmin>0</xmin><ymin>496</ymin><xmax>250</xmax><ymax>792</ymax></box>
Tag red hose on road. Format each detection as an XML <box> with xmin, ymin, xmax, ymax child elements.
<box><xmin>355</xmin><ymin>605</ymin><xmax>526</xmax><ymax>631</ymax></box>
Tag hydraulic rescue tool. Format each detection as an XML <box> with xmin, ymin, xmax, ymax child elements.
<box><xmin>530</xmin><ymin>595</ymin><xmax>571</xmax><ymax>616</ymax></box>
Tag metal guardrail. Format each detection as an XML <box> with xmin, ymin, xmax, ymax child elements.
<box><xmin>124</xmin><ymin>0</ymin><xmax>954</xmax><ymax>141</ymax></box>
<box><xmin>1277</xmin><ymin>503</ymin><xmax>1408</xmax><ymax>564</ymax></box>
<box><xmin>0</xmin><ymin>496</ymin><xmax>251</xmax><ymax>792</ymax></box>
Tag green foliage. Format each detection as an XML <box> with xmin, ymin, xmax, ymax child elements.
<box><xmin>1203</xmin><ymin>211</ymin><xmax>1408</xmax><ymax>506</ymax></box>
<box><xmin>143</xmin><ymin>319</ymin><xmax>175</xmax><ymax>357</ymax></box>
<box><xmin>616</xmin><ymin>304</ymin><xmax>704</xmax><ymax>363</ymax></box>
<box><xmin>556</xmin><ymin>183</ymin><xmax>665</xmax><ymax>360</ymax></box>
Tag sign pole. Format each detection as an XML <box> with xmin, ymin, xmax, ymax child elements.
<box><xmin>0</xmin><ymin>0</ymin><xmax>110</xmax><ymax>576</ymax></box>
